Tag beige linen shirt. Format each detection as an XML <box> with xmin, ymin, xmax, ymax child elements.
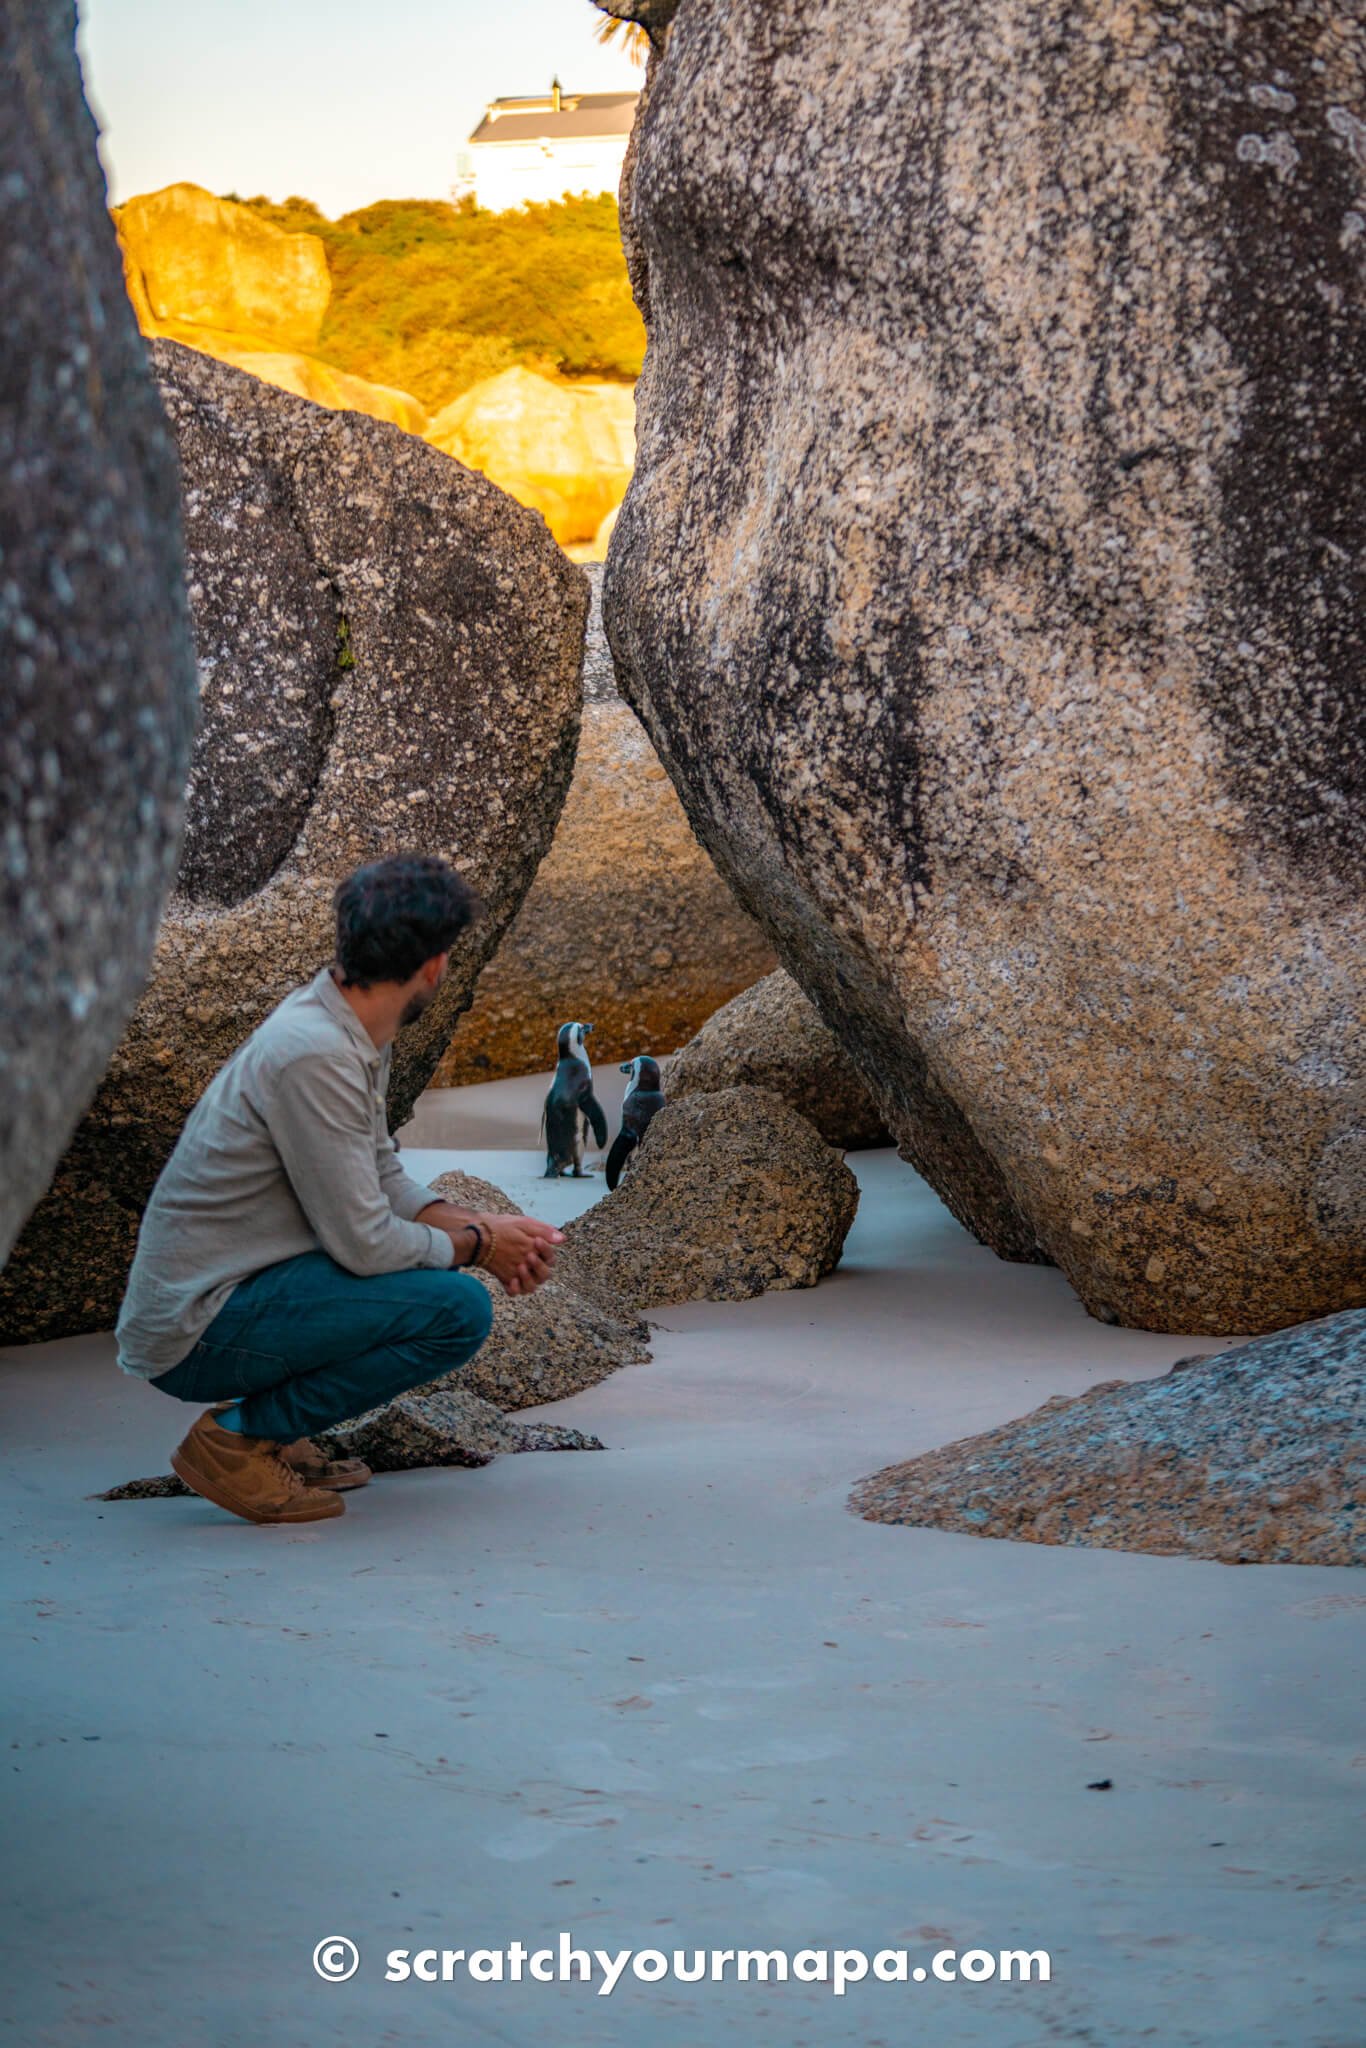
<box><xmin>115</xmin><ymin>968</ymin><xmax>454</xmax><ymax>1378</ymax></box>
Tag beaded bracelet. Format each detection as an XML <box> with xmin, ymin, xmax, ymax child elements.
<box><xmin>461</xmin><ymin>1221</ymin><xmax>488</xmax><ymax>1270</ymax></box>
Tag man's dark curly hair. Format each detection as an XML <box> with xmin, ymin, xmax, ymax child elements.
<box><xmin>333</xmin><ymin>855</ymin><xmax>482</xmax><ymax>988</ymax></box>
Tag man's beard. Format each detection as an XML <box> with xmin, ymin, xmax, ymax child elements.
<box><xmin>399</xmin><ymin>985</ymin><xmax>437</xmax><ymax>1030</ymax></box>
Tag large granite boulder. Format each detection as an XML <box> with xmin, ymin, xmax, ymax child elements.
<box><xmin>664</xmin><ymin>969</ymin><xmax>889</xmax><ymax>1151</ymax></box>
<box><xmin>0</xmin><ymin>2</ymin><xmax>197</xmax><ymax>1267</ymax></box>
<box><xmin>435</xmin><ymin>569</ymin><xmax>775</xmax><ymax>1082</ymax></box>
<box><xmin>115</xmin><ymin>186</ymin><xmax>429</xmax><ymax>436</ymax></box>
<box><xmin>604</xmin><ymin>0</ymin><xmax>1366</xmax><ymax>1334</ymax></box>
<box><xmin>560</xmin><ymin>1086</ymin><xmax>859</xmax><ymax>1313</ymax></box>
<box><xmin>116</xmin><ymin>183</ymin><xmax>331</xmax><ymax>351</ymax></box>
<box><xmin>426</xmin><ymin>368</ymin><xmax>636</xmax><ymax>548</ymax></box>
<box><xmin>423</xmin><ymin>1170</ymin><xmax>652</xmax><ymax>1408</ymax></box>
<box><xmin>850</xmin><ymin>1311</ymin><xmax>1366</xmax><ymax>1567</ymax></box>
<box><xmin>0</xmin><ymin>344</ymin><xmax>587</xmax><ymax>1342</ymax></box>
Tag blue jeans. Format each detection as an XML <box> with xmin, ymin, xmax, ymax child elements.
<box><xmin>150</xmin><ymin>1251</ymin><xmax>494</xmax><ymax>1442</ymax></box>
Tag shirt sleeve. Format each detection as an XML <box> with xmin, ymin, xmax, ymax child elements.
<box><xmin>375</xmin><ymin>1118</ymin><xmax>443</xmax><ymax>1224</ymax></box>
<box><xmin>265</xmin><ymin>1054</ymin><xmax>454</xmax><ymax>1277</ymax></box>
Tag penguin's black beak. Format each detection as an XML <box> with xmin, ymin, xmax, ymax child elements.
<box><xmin>582</xmin><ymin>1023</ymin><xmax>593</xmax><ymax>1034</ymax></box>
<box><xmin>619</xmin><ymin>1062</ymin><xmax>632</xmax><ymax>1074</ymax></box>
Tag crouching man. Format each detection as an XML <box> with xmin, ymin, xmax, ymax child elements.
<box><xmin>115</xmin><ymin>854</ymin><xmax>563</xmax><ymax>1526</ymax></box>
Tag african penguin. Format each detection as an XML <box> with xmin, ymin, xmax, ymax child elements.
<box><xmin>605</xmin><ymin>1055</ymin><xmax>666</xmax><ymax>1190</ymax></box>
<box><xmin>542</xmin><ymin>1021</ymin><xmax>609</xmax><ymax>1178</ymax></box>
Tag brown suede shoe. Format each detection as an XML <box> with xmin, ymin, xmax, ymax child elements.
<box><xmin>281</xmin><ymin>1438</ymin><xmax>372</xmax><ymax>1491</ymax></box>
<box><xmin>171</xmin><ymin>1410</ymin><xmax>344</xmax><ymax>1524</ymax></box>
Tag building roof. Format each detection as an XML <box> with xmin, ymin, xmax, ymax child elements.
<box><xmin>469</xmin><ymin>91</ymin><xmax>639</xmax><ymax>147</ymax></box>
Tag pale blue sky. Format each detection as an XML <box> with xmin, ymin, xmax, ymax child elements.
<box><xmin>77</xmin><ymin>0</ymin><xmax>641</xmax><ymax>218</ymax></box>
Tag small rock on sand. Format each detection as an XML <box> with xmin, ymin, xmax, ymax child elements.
<box><xmin>560</xmin><ymin>1086</ymin><xmax>860</xmax><ymax>1315</ymax></box>
<box><xmin>426</xmin><ymin>1170</ymin><xmax>653</xmax><ymax>1408</ymax></box>
<box><xmin>849</xmin><ymin>1309</ymin><xmax>1366</xmax><ymax>1566</ymax></box>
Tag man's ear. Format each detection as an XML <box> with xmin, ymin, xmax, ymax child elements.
<box><xmin>425</xmin><ymin>951</ymin><xmax>450</xmax><ymax>987</ymax></box>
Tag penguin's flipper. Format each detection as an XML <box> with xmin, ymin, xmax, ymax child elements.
<box><xmin>584</xmin><ymin>1091</ymin><xmax>609</xmax><ymax>1150</ymax></box>
<box><xmin>604</xmin><ymin>1131</ymin><xmax>636</xmax><ymax>1191</ymax></box>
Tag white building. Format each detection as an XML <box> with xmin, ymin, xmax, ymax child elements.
<box><xmin>466</xmin><ymin>82</ymin><xmax>639</xmax><ymax>213</ymax></box>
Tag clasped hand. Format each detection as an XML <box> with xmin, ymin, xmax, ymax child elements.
<box><xmin>417</xmin><ymin>1199</ymin><xmax>564</xmax><ymax>1296</ymax></box>
<box><xmin>473</xmin><ymin>1212</ymin><xmax>564</xmax><ymax>1296</ymax></box>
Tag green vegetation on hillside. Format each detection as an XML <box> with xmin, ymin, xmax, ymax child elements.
<box><xmin>223</xmin><ymin>192</ymin><xmax>645</xmax><ymax>412</ymax></box>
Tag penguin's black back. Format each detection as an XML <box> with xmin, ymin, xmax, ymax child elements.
<box><xmin>623</xmin><ymin>1088</ymin><xmax>665</xmax><ymax>1142</ymax></box>
<box><xmin>547</xmin><ymin>1056</ymin><xmax>591</xmax><ymax>1105</ymax></box>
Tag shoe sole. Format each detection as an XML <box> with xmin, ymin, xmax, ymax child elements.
<box><xmin>171</xmin><ymin>1448</ymin><xmax>345</xmax><ymax>1524</ymax></box>
<box><xmin>299</xmin><ymin>1473</ymin><xmax>371</xmax><ymax>1492</ymax></box>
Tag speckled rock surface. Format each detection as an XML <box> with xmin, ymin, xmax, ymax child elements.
<box><xmin>595</xmin><ymin>0</ymin><xmax>678</xmax><ymax>37</ymax></box>
<box><xmin>0</xmin><ymin>2</ymin><xmax>197</xmax><ymax>1266</ymax></box>
<box><xmin>664</xmin><ymin>969</ymin><xmax>889</xmax><ymax>1151</ymax></box>
<box><xmin>604</xmin><ymin>0</ymin><xmax>1366</xmax><ymax>1333</ymax></box>
<box><xmin>560</xmin><ymin>1086</ymin><xmax>859</xmax><ymax>1313</ymax></box>
<box><xmin>96</xmin><ymin>1389</ymin><xmax>603</xmax><ymax>1495</ymax></box>
<box><xmin>423</xmin><ymin>1170</ymin><xmax>652</xmax><ymax>1407</ymax></box>
<box><xmin>95</xmin><ymin>1476</ymin><xmax>198</xmax><ymax>1501</ymax></box>
<box><xmin>850</xmin><ymin>1310</ymin><xmax>1366</xmax><ymax>1566</ymax></box>
<box><xmin>436</xmin><ymin>570</ymin><xmax>774</xmax><ymax>1082</ymax></box>
<box><xmin>0</xmin><ymin>344</ymin><xmax>587</xmax><ymax>1342</ymax></box>
<box><xmin>314</xmin><ymin>1388</ymin><xmax>605</xmax><ymax>1472</ymax></box>
<box><xmin>191</xmin><ymin>345</ymin><xmax>427</xmax><ymax>437</ymax></box>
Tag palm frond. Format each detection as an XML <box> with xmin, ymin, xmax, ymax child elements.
<box><xmin>594</xmin><ymin>12</ymin><xmax>650</xmax><ymax>64</ymax></box>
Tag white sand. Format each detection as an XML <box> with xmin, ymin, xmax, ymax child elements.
<box><xmin>1</xmin><ymin>1077</ymin><xmax>1361</xmax><ymax>2047</ymax></box>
